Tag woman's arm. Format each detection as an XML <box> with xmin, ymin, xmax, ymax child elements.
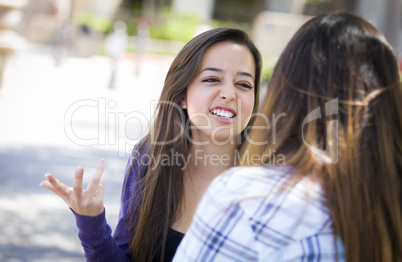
<box><xmin>40</xmin><ymin>157</ymin><xmax>137</xmax><ymax>261</ymax></box>
<box><xmin>73</xmin><ymin>208</ymin><xmax>130</xmax><ymax>261</ymax></box>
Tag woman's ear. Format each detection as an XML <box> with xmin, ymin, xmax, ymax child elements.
<box><xmin>181</xmin><ymin>97</ymin><xmax>187</xmax><ymax>109</ymax></box>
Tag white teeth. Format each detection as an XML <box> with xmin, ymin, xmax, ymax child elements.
<box><xmin>211</xmin><ymin>109</ymin><xmax>234</xmax><ymax>119</ymax></box>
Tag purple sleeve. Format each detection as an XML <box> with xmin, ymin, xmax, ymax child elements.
<box><xmin>73</xmin><ymin>209</ymin><xmax>130</xmax><ymax>261</ymax></box>
<box><xmin>73</xmin><ymin>151</ymin><xmax>140</xmax><ymax>261</ymax></box>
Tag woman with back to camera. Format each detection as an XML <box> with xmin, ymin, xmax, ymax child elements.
<box><xmin>173</xmin><ymin>12</ymin><xmax>402</xmax><ymax>261</ymax></box>
<box><xmin>40</xmin><ymin>28</ymin><xmax>262</xmax><ymax>262</ymax></box>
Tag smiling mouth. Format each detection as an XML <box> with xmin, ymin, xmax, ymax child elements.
<box><xmin>210</xmin><ymin>109</ymin><xmax>236</xmax><ymax>119</ymax></box>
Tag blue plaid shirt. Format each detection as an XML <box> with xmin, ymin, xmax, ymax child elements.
<box><xmin>173</xmin><ymin>166</ymin><xmax>345</xmax><ymax>261</ymax></box>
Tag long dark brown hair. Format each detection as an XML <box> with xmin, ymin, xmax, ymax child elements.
<box><xmin>125</xmin><ymin>28</ymin><xmax>262</xmax><ymax>262</ymax></box>
<box><xmin>242</xmin><ymin>12</ymin><xmax>401</xmax><ymax>261</ymax></box>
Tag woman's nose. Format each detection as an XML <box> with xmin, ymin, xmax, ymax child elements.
<box><xmin>220</xmin><ymin>83</ymin><xmax>236</xmax><ymax>101</ymax></box>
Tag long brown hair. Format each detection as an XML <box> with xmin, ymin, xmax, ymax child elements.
<box><xmin>126</xmin><ymin>28</ymin><xmax>262</xmax><ymax>262</ymax></box>
<box><xmin>242</xmin><ymin>13</ymin><xmax>402</xmax><ymax>261</ymax></box>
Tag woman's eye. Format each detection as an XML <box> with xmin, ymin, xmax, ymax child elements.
<box><xmin>202</xmin><ymin>77</ymin><xmax>220</xmax><ymax>83</ymax></box>
<box><xmin>237</xmin><ymin>82</ymin><xmax>253</xmax><ymax>89</ymax></box>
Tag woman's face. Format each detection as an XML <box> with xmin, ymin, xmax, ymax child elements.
<box><xmin>181</xmin><ymin>41</ymin><xmax>256</xmax><ymax>145</ymax></box>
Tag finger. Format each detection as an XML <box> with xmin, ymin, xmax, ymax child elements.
<box><xmin>86</xmin><ymin>159</ymin><xmax>105</xmax><ymax>195</ymax></box>
<box><xmin>40</xmin><ymin>180</ymin><xmax>70</xmax><ymax>205</ymax></box>
<box><xmin>95</xmin><ymin>180</ymin><xmax>105</xmax><ymax>200</ymax></box>
<box><xmin>39</xmin><ymin>180</ymin><xmax>56</xmax><ymax>192</ymax></box>
<box><xmin>41</xmin><ymin>173</ymin><xmax>71</xmax><ymax>202</ymax></box>
<box><xmin>93</xmin><ymin>180</ymin><xmax>105</xmax><ymax>214</ymax></box>
<box><xmin>73</xmin><ymin>166</ymin><xmax>84</xmax><ymax>199</ymax></box>
<box><xmin>44</xmin><ymin>173</ymin><xmax>70</xmax><ymax>195</ymax></box>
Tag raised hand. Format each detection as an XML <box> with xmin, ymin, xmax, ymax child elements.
<box><xmin>40</xmin><ymin>159</ymin><xmax>105</xmax><ymax>217</ymax></box>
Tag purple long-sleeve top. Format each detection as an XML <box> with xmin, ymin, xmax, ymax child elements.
<box><xmin>71</xmin><ymin>155</ymin><xmax>136</xmax><ymax>261</ymax></box>
<box><xmin>71</xmin><ymin>147</ymin><xmax>185</xmax><ymax>261</ymax></box>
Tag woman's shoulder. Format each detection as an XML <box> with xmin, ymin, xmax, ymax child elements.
<box><xmin>191</xmin><ymin>166</ymin><xmax>342</xmax><ymax>261</ymax></box>
<box><xmin>205</xmin><ymin>165</ymin><xmax>332</xmax><ymax>241</ymax></box>
<box><xmin>209</xmin><ymin>166</ymin><xmax>292</xmax><ymax>197</ymax></box>
<box><xmin>201</xmin><ymin>166</ymin><xmax>294</xmax><ymax>221</ymax></box>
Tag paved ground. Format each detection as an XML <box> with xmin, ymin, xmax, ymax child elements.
<box><xmin>0</xmin><ymin>45</ymin><xmax>175</xmax><ymax>261</ymax></box>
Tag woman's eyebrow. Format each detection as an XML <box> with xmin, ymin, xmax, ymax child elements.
<box><xmin>201</xmin><ymin>67</ymin><xmax>223</xmax><ymax>73</ymax></box>
<box><xmin>201</xmin><ymin>67</ymin><xmax>254</xmax><ymax>80</ymax></box>
<box><xmin>238</xmin><ymin>72</ymin><xmax>254</xmax><ymax>80</ymax></box>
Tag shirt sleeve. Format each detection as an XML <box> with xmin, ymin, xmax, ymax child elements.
<box><xmin>72</xmin><ymin>149</ymin><xmax>141</xmax><ymax>262</ymax></box>
<box><xmin>73</xmin><ymin>208</ymin><xmax>130</xmax><ymax>261</ymax></box>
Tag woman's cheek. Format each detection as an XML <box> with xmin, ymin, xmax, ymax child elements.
<box><xmin>240</xmin><ymin>94</ymin><xmax>255</xmax><ymax>128</ymax></box>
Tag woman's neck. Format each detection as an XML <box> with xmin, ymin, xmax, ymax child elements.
<box><xmin>188</xmin><ymin>142</ymin><xmax>238</xmax><ymax>179</ymax></box>
<box><xmin>171</xmin><ymin>141</ymin><xmax>239</xmax><ymax>233</ymax></box>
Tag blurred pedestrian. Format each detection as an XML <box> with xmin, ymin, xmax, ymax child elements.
<box><xmin>173</xmin><ymin>12</ymin><xmax>402</xmax><ymax>262</ymax></box>
<box><xmin>134</xmin><ymin>19</ymin><xmax>150</xmax><ymax>76</ymax></box>
<box><xmin>105</xmin><ymin>20</ymin><xmax>128</xmax><ymax>89</ymax></box>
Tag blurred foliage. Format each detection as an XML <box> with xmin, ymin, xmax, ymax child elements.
<box><xmin>146</xmin><ymin>8</ymin><xmax>254</xmax><ymax>42</ymax></box>
<box><xmin>74</xmin><ymin>11</ymin><xmax>141</xmax><ymax>36</ymax></box>
<box><xmin>73</xmin><ymin>4</ymin><xmax>267</xmax><ymax>57</ymax></box>
<box><xmin>124</xmin><ymin>20</ymin><xmax>139</xmax><ymax>36</ymax></box>
<box><xmin>121</xmin><ymin>0</ymin><xmax>144</xmax><ymax>15</ymax></box>
<box><xmin>74</xmin><ymin>12</ymin><xmax>114</xmax><ymax>34</ymax></box>
<box><xmin>211</xmin><ymin>20</ymin><xmax>251</xmax><ymax>34</ymax></box>
<box><xmin>149</xmin><ymin>9</ymin><xmax>201</xmax><ymax>42</ymax></box>
<box><xmin>261</xmin><ymin>56</ymin><xmax>278</xmax><ymax>83</ymax></box>
<box><xmin>73</xmin><ymin>6</ymin><xmax>256</xmax><ymax>42</ymax></box>
<box><xmin>213</xmin><ymin>0</ymin><xmax>263</xmax><ymax>24</ymax></box>
<box><xmin>305</xmin><ymin>0</ymin><xmax>332</xmax><ymax>3</ymax></box>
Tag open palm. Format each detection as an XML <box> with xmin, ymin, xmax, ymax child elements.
<box><xmin>40</xmin><ymin>159</ymin><xmax>105</xmax><ymax>217</ymax></box>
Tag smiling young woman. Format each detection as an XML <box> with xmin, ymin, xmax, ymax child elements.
<box><xmin>181</xmin><ymin>41</ymin><xmax>256</xmax><ymax>144</ymax></box>
<box><xmin>40</xmin><ymin>28</ymin><xmax>262</xmax><ymax>262</ymax></box>
<box><xmin>174</xmin><ymin>40</ymin><xmax>257</xmax><ymax>234</ymax></box>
